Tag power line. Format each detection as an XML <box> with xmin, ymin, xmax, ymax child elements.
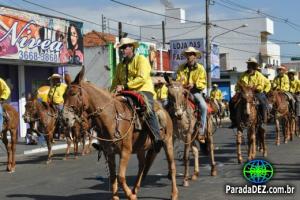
<box><xmin>216</xmin><ymin>0</ymin><xmax>300</xmax><ymax>31</ymax></box>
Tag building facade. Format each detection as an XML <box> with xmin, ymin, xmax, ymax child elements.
<box><xmin>0</xmin><ymin>5</ymin><xmax>83</xmax><ymax>138</ymax></box>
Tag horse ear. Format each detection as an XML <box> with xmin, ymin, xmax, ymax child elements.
<box><xmin>163</xmin><ymin>72</ymin><xmax>170</xmax><ymax>84</ymax></box>
<box><xmin>64</xmin><ymin>73</ymin><xmax>72</xmax><ymax>85</ymax></box>
<box><xmin>73</xmin><ymin>65</ymin><xmax>85</xmax><ymax>84</ymax></box>
<box><xmin>27</xmin><ymin>93</ymin><xmax>32</xmax><ymax>101</ymax></box>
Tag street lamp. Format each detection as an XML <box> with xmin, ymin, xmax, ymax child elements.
<box><xmin>206</xmin><ymin>24</ymin><xmax>248</xmax><ymax>95</ymax></box>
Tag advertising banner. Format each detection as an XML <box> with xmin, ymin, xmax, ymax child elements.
<box><xmin>136</xmin><ymin>41</ymin><xmax>157</xmax><ymax>69</ymax></box>
<box><xmin>170</xmin><ymin>38</ymin><xmax>205</xmax><ymax>71</ymax></box>
<box><xmin>0</xmin><ymin>6</ymin><xmax>84</xmax><ymax>65</ymax></box>
<box><xmin>170</xmin><ymin>38</ymin><xmax>220</xmax><ymax>79</ymax></box>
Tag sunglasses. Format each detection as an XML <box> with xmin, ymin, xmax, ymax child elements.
<box><xmin>120</xmin><ymin>44</ymin><xmax>132</xmax><ymax>50</ymax></box>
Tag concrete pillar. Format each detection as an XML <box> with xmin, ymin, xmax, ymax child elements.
<box><xmin>18</xmin><ymin>65</ymin><xmax>27</xmax><ymax>139</ymax></box>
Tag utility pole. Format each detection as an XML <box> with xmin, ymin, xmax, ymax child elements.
<box><xmin>118</xmin><ymin>22</ymin><xmax>122</xmax><ymax>62</ymax></box>
<box><xmin>101</xmin><ymin>14</ymin><xmax>106</xmax><ymax>33</ymax></box>
<box><xmin>206</xmin><ymin>0</ymin><xmax>211</xmax><ymax>95</ymax></box>
<box><xmin>162</xmin><ymin>20</ymin><xmax>166</xmax><ymax>49</ymax></box>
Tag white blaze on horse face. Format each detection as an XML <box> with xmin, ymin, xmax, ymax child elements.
<box><xmin>62</xmin><ymin>109</ymin><xmax>76</xmax><ymax>127</ymax></box>
<box><xmin>246</xmin><ymin>102</ymin><xmax>251</xmax><ymax>115</ymax></box>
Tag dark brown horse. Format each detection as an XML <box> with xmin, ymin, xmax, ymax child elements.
<box><xmin>267</xmin><ymin>90</ymin><xmax>295</xmax><ymax>145</ymax></box>
<box><xmin>166</xmin><ymin>80</ymin><xmax>217</xmax><ymax>187</ymax></box>
<box><xmin>63</xmin><ymin>67</ymin><xmax>178</xmax><ymax>200</ymax></box>
<box><xmin>234</xmin><ymin>83</ymin><xmax>266</xmax><ymax>163</ymax></box>
<box><xmin>23</xmin><ymin>95</ymin><xmax>57</xmax><ymax>164</ymax></box>
<box><xmin>1</xmin><ymin>103</ymin><xmax>19</xmax><ymax>173</ymax></box>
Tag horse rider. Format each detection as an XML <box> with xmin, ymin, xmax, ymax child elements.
<box><xmin>210</xmin><ymin>84</ymin><xmax>223</xmax><ymax>113</ymax></box>
<box><xmin>176</xmin><ymin>46</ymin><xmax>207</xmax><ymax>142</ymax></box>
<box><xmin>155</xmin><ymin>80</ymin><xmax>168</xmax><ymax>107</ymax></box>
<box><xmin>48</xmin><ymin>74</ymin><xmax>67</xmax><ymax>138</ymax></box>
<box><xmin>273</xmin><ymin>66</ymin><xmax>295</xmax><ymax>112</ymax></box>
<box><xmin>110</xmin><ymin>37</ymin><xmax>163</xmax><ymax>152</ymax></box>
<box><xmin>0</xmin><ymin>77</ymin><xmax>11</xmax><ymax>138</ymax></box>
<box><xmin>287</xmin><ymin>69</ymin><xmax>300</xmax><ymax>115</ymax></box>
<box><xmin>229</xmin><ymin>57</ymin><xmax>268</xmax><ymax>128</ymax></box>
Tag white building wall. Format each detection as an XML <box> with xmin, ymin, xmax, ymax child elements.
<box><xmin>143</xmin><ymin>10</ymin><xmax>281</xmax><ymax>72</ymax></box>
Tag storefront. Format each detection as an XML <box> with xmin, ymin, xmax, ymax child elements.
<box><xmin>0</xmin><ymin>5</ymin><xmax>84</xmax><ymax>139</ymax></box>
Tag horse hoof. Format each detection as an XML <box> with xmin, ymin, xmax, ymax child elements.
<box><xmin>183</xmin><ymin>180</ymin><xmax>189</xmax><ymax>187</ymax></box>
<box><xmin>263</xmin><ymin>152</ymin><xmax>268</xmax><ymax>157</ymax></box>
<box><xmin>191</xmin><ymin>174</ymin><xmax>198</xmax><ymax>181</ymax></box>
<box><xmin>238</xmin><ymin>159</ymin><xmax>243</xmax><ymax>164</ymax></box>
<box><xmin>74</xmin><ymin>156</ymin><xmax>79</xmax><ymax>160</ymax></box>
<box><xmin>46</xmin><ymin>160</ymin><xmax>52</xmax><ymax>165</ymax></box>
<box><xmin>211</xmin><ymin>166</ymin><xmax>217</xmax><ymax>176</ymax></box>
<box><xmin>112</xmin><ymin>196</ymin><xmax>120</xmax><ymax>200</ymax></box>
<box><xmin>171</xmin><ymin>194</ymin><xmax>179</xmax><ymax>200</ymax></box>
<box><xmin>129</xmin><ymin>194</ymin><xmax>137</xmax><ymax>200</ymax></box>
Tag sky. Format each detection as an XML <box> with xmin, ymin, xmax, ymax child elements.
<box><xmin>1</xmin><ymin>0</ymin><xmax>300</xmax><ymax>62</ymax></box>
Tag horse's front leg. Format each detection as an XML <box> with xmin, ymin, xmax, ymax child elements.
<box><xmin>236</xmin><ymin>129</ymin><xmax>243</xmax><ymax>163</ymax></box>
<box><xmin>46</xmin><ymin>132</ymin><xmax>53</xmax><ymax>164</ymax></box>
<box><xmin>2</xmin><ymin>133</ymin><xmax>12</xmax><ymax>172</ymax></box>
<box><xmin>191</xmin><ymin>144</ymin><xmax>199</xmax><ymax>180</ymax></box>
<box><xmin>107</xmin><ymin>153</ymin><xmax>119</xmax><ymax>200</ymax></box>
<box><xmin>206</xmin><ymin>117</ymin><xmax>217</xmax><ymax>176</ymax></box>
<box><xmin>132</xmin><ymin>151</ymin><xmax>145</xmax><ymax>195</ymax></box>
<box><xmin>64</xmin><ymin>137</ymin><xmax>71</xmax><ymax>160</ymax></box>
<box><xmin>248</xmin><ymin>125</ymin><xmax>256</xmax><ymax>161</ymax></box>
<box><xmin>10</xmin><ymin>129</ymin><xmax>17</xmax><ymax>172</ymax></box>
<box><xmin>183</xmin><ymin>133</ymin><xmax>191</xmax><ymax>187</ymax></box>
<box><xmin>118</xmin><ymin>149</ymin><xmax>135</xmax><ymax>200</ymax></box>
<box><xmin>275</xmin><ymin>118</ymin><xmax>280</xmax><ymax>145</ymax></box>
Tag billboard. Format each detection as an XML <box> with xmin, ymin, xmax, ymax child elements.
<box><xmin>170</xmin><ymin>38</ymin><xmax>220</xmax><ymax>79</ymax></box>
<box><xmin>170</xmin><ymin>38</ymin><xmax>205</xmax><ymax>71</ymax></box>
<box><xmin>136</xmin><ymin>41</ymin><xmax>157</xmax><ymax>69</ymax></box>
<box><xmin>0</xmin><ymin>6</ymin><xmax>84</xmax><ymax>65</ymax></box>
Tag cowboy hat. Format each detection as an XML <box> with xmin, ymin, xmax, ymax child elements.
<box><xmin>182</xmin><ymin>46</ymin><xmax>202</xmax><ymax>58</ymax></box>
<box><xmin>277</xmin><ymin>65</ymin><xmax>287</xmax><ymax>71</ymax></box>
<box><xmin>48</xmin><ymin>73</ymin><xmax>62</xmax><ymax>80</ymax></box>
<box><xmin>246</xmin><ymin>57</ymin><xmax>258</xmax><ymax>65</ymax></box>
<box><xmin>288</xmin><ymin>69</ymin><xmax>296</xmax><ymax>74</ymax></box>
<box><xmin>213</xmin><ymin>84</ymin><xmax>218</xmax><ymax>87</ymax></box>
<box><xmin>115</xmin><ymin>37</ymin><xmax>139</xmax><ymax>49</ymax></box>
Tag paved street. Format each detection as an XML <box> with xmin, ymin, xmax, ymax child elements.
<box><xmin>0</xmin><ymin>122</ymin><xmax>299</xmax><ymax>200</ymax></box>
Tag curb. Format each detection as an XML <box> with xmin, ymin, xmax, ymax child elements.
<box><xmin>23</xmin><ymin>139</ymin><xmax>97</xmax><ymax>155</ymax></box>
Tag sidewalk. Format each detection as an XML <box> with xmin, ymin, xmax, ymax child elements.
<box><xmin>0</xmin><ymin>139</ymin><xmax>81</xmax><ymax>158</ymax></box>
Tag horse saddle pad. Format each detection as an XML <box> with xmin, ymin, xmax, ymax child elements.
<box><xmin>187</xmin><ymin>97</ymin><xmax>213</xmax><ymax>114</ymax></box>
<box><xmin>118</xmin><ymin>90</ymin><xmax>146</xmax><ymax>112</ymax></box>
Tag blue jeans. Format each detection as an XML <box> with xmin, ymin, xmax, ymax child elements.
<box><xmin>0</xmin><ymin>103</ymin><xmax>3</xmax><ymax>132</ymax></box>
<box><xmin>140</xmin><ymin>91</ymin><xmax>161</xmax><ymax>140</ymax></box>
<box><xmin>255</xmin><ymin>92</ymin><xmax>269</xmax><ymax>122</ymax></box>
<box><xmin>193</xmin><ymin>93</ymin><xmax>207</xmax><ymax>134</ymax></box>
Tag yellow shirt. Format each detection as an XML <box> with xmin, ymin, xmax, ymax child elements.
<box><xmin>37</xmin><ymin>86</ymin><xmax>50</xmax><ymax>103</ymax></box>
<box><xmin>176</xmin><ymin>63</ymin><xmax>207</xmax><ymax>91</ymax></box>
<box><xmin>48</xmin><ymin>83</ymin><xmax>67</xmax><ymax>105</ymax></box>
<box><xmin>273</xmin><ymin>74</ymin><xmax>289</xmax><ymax>92</ymax></box>
<box><xmin>289</xmin><ymin>79</ymin><xmax>300</xmax><ymax>94</ymax></box>
<box><xmin>235</xmin><ymin>71</ymin><xmax>265</xmax><ymax>93</ymax></box>
<box><xmin>210</xmin><ymin>89</ymin><xmax>222</xmax><ymax>100</ymax></box>
<box><xmin>0</xmin><ymin>78</ymin><xmax>11</xmax><ymax>100</ymax></box>
<box><xmin>111</xmin><ymin>55</ymin><xmax>155</xmax><ymax>95</ymax></box>
<box><xmin>155</xmin><ymin>84</ymin><xmax>168</xmax><ymax>100</ymax></box>
<box><xmin>263</xmin><ymin>76</ymin><xmax>271</xmax><ymax>93</ymax></box>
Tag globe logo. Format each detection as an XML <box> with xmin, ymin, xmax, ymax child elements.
<box><xmin>243</xmin><ymin>159</ymin><xmax>274</xmax><ymax>184</ymax></box>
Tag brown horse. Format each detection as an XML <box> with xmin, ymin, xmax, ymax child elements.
<box><xmin>1</xmin><ymin>103</ymin><xmax>19</xmax><ymax>173</ymax></box>
<box><xmin>207</xmin><ymin>98</ymin><xmax>223</xmax><ymax>128</ymax></box>
<box><xmin>267</xmin><ymin>90</ymin><xmax>295</xmax><ymax>145</ymax></box>
<box><xmin>234</xmin><ymin>83</ymin><xmax>263</xmax><ymax>163</ymax></box>
<box><xmin>23</xmin><ymin>95</ymin><xmax>57</xmax><ymax>164</ymax></box>
<box><xmin>167</xmin><ymin>81</ymin><xmax>217</xmax><ymax>187</ymax></box>
<box><xmin>63</xmin><ymin>111</ymin><xmax>93</xmax><ymax>159</ymax></box>
<box><xmin>63</xmin><ymin>67</ymin><xmax>178</xmax><ymax>200</ymax></box>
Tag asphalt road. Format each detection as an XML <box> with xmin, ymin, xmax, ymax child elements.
<box><xmin>0</xmin><ymin>122</ymin><xmax>299</xmax><ymax>200</ymax></box>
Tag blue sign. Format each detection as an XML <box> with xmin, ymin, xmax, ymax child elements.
<box><xmin>216</xmin><ymin>82</ymin><xmax>231</xmax><ymax>101</ymax></box>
